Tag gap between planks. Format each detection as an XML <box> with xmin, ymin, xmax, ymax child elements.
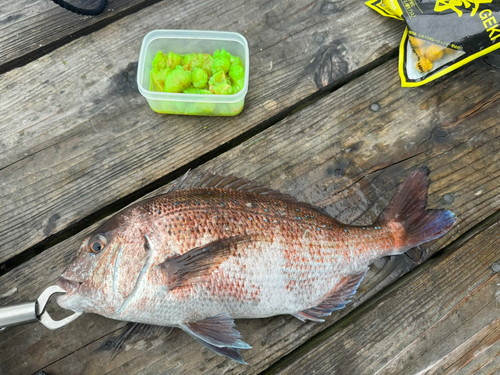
<box><xmin>0</xmin><ymin>0</ymin><xmax>166</xmax><ymax>76</ymax></box>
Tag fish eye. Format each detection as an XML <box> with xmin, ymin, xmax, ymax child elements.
<box><xmin>88</xmin><ymin>234</ymin><xmax>107</xmax><ymax>254</ymax></box>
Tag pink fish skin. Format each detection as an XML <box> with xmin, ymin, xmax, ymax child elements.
<box><xmin>57</xmin><ymin>168</ymin><xmax>455</xmax><ymax>363</ymax></box>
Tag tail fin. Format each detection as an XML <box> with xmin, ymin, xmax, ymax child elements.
<box><xmin>376</xmin><ymin>167</ymin><xmax>456</xmax><ymax>252</ymax></box>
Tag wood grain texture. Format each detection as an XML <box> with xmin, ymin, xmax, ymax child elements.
<box><xmin>271</xmin><ymin>218</ymin><xmax>500</xmax><ymax>375</ymax></box>
<box><xmin>0</xmin><ymin>0</ymin><xmax>404</xmax><ymax>264</ymax></box>
<box><xmin>0</xmin><ymin>0</ymin><xmax>156</xmax><ymax>71</ymax></box>
<box><xmin>1</xmin><ymin>59</ymin><xmax>499</xmax><ymax>374</ymax></box>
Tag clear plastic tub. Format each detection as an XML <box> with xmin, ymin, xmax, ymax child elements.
<box><xmin>137</xmin><ymin>30</ymin><xmax>249</xmax><ymax>116</ymax></box>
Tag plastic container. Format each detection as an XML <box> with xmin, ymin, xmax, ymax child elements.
<box><xmin>137</xmin><ymin>30</ymin><xmax>249</xmax><ymax>116</ymax></box>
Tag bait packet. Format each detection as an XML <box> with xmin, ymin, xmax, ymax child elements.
<box><xmin>366</xmin><ymin>0</ymin><xmax>500</xmax><ymax>86</ymax></box>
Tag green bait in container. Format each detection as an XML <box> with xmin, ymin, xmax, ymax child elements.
<box><xmin>137</xmin><ymin>30</ymin><xmax>249</xmax><ymax>116</ymax></box>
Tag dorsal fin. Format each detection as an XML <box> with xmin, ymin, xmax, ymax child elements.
<box><xmin>168</xmin><ymin>169</ymin><xmax>332</xmax><ymax>217</ymax></box>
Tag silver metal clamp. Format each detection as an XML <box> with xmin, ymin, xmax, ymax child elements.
<box><xmin>0</xmin><ymin>285</ymin><xmax>82</xmax><ymax>330</ymax></box>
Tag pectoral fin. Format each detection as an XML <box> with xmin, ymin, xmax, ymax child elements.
<box><xmin>293</xmin><ymin>269</ymin><xmax>368</xmax><ymax>322</ymax></box>
<box><xmin>159</xmin><ymin>235</ymin><xmax>251</xmax><ymax>289</ymax></box>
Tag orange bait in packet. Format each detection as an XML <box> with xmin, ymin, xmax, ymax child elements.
<box><xmin>366</xmin><ymin>0</ymin><xmax>500</xmax><ymax>86</ymax></box>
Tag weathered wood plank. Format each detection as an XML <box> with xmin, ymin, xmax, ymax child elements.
<box><xmin>270</xmin><ymin>217</ymin><xmax>500</xmax><ymax>375</ymax></box>
<box><xmin>0</xmin><ymin>0</ymin><xmax>404</xmax><ymax>265</ymax></box>
<box><xmin>1</xmin><ymin>60</ymin><xmax>499</xmax><ymax>374</ymax></box>
<box><xmin>0</xmin><ymin>0</ymin><xmax>159</xmax><ymax>72</ymax></box>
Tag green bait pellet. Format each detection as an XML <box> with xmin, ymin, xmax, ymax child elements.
<box><xmin>150</xmin><ymin>49</ymin><xmax>244</xmax><ymax>95</ymax></box>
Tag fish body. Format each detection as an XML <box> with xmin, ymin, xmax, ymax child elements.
<box><xmin>57</xmin><ymin>168</ymin><xmax>456</xmax><ymax>363</ymax></box>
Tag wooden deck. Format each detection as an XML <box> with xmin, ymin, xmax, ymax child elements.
<box><xmin>0</xmin><ymin>1</ymin><xmax>499</xmax><ymax>374</ymax></box>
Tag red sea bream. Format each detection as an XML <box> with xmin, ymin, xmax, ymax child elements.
<box><xmin>57</xmin><ymin>168</ymin><xmax>456</xmax><ymax>363</ymax></box>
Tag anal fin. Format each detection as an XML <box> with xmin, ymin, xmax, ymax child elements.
<box><xmin>292</xmin><ymin>311</ymin><xmax>326</xmax><ymax>323</ymax></box>
<box><xmin>293</xmin><ymin>269</ymin><xmax>368</xmax><ymax>322</ymax></box>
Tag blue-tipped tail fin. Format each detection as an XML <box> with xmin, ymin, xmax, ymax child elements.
<box><xmin>376</xmin><ymin>167</ymin><xmax>456</xmax><ymax>252</ymax></box>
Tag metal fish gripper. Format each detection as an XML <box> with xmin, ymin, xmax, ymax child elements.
<box><xmin>0</xmin><ymin>285</ymin><xmax>82</xmax><ymax>330</ymax></box>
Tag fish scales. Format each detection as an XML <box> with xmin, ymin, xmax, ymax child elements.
<box><xmin>57</xmin><ymin>169</ymin><xmax>456</xmax><ymax>364</ymax></box>
<box><xmin>113</xmin><ymin>189</ymin><xmax>381</xmax><ymax>322</ymax></box>
<box><xmin>118</xmin><ymin>192</ymin><xmax>343</xmax><ymax>321</ymax></box>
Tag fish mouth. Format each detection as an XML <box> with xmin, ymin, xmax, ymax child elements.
<box><xmin>57</xmin><ymin>277</ymin><xmax>82</xmax><ymax>294</ymax></box>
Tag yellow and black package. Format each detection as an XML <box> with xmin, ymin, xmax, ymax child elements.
<box><xmin>366</xmin><ymin>0</ymin><xmax>500</xmax><ymax>86</ymax></box>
